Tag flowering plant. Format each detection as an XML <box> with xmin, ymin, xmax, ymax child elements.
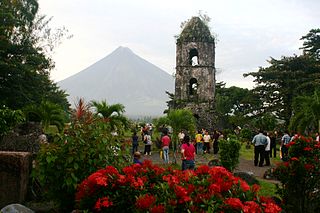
<box><xmin>273</xmin><ymin>135</ymin><xmax>320</xmax><ymax>212</ymax></box>
<box><xmin>76</xmin><ymin>160</ymin><xmax>281</xmax><ymax>212</ymax></box>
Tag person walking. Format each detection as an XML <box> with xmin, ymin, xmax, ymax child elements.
<box><xmin>252</xmin><ymin>129</ymin><xmax>267</xmax><ymax>167</ymax></box>
<box><xmin>161</xmin><ymin>130</ymin><xmax>171</xmax><ymax>164</ymax></box>
<box><xmin>181</xmin><ymin>135</ymin><xmax>196</xmax><ymax>171</ymax></box>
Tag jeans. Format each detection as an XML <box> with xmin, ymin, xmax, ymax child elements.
<box><xmin>163</xmin><ymin>146</ymin><xmax>169</xmax><ymax>163</ymax></box>
<box><xmin>196</xmin><ymin>143</ymin><xmax>203</xmax><ymax>154</ymax></box>
<box><xmin>182</xmin><ymin>159</ymin><xmax>195</xmax><ymax>171</ymax></box>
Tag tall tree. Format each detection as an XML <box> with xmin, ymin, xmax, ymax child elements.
<box><xmin>0</xmin><ymin>0</ymin><xmax>69</xmax><ymax>110</ymax></box>
<box><xmin>244</xmin><ymin>29</ymin><xmax>320</xmax><ymax>127</ymax></box>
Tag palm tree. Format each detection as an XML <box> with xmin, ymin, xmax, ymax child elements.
<box><xmin>289</xmin><ymin>90</ymin><xmax>320</xmax><ymax>134</ymax></box>
<box><xmin>90</xmin><ymin>100</ymin><xmax>128</xmax><ymax>132</ymax></box>
<box><xmin>24</xmin><ymin>100</ymin><xmax>67</xmax><ymax>132</ymax></box>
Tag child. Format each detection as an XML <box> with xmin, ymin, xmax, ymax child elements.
<box><xmin>133</xmin><ymin>151</ymin><xmax>142</xmax><ymax>165</ymax></box>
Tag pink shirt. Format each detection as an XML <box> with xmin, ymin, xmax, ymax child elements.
<box><xmin>181</xmin><ymin>143</ymin><xmax>195</xmax><ymax>160</ymax></box>
<box><xmin>161</xmin><ymin>135</ymin><xmax>171</xmax><ymax>147</ymax></box>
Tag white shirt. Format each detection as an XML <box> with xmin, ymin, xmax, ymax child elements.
<box><xmin>203</xmin><ymin>134</ymin><xmax>211</xmax><ymax>143</ymax></box>
<box><xmin>265</xmin><ymin>136</ymin><xmax>271</xmax><ymax>151</ymax></box>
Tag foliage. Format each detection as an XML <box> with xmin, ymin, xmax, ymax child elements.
<box><xmin>244</xmin><ymin>29</ymin><xmax>320</xmax><ymax>128</ymax></box>
<box><xmin>239</xmin><ymin>128</ymin><xmax>253</xmax><ymax>142</ymax></box>
<box><xmin>0</xmin><ymin>0</ymin><xmax>70</xmax><ymax>110</ymax></box>
<box><xmin>0</xmin><ymin>106</ymin><xmax>25</xmax><ymax>138</ymax></box>
<box><xmin>154</xmin><ymin>109</ymin><xmax>196</xmax><ymax>152</ymax></box>
<box><xmin>289</xmin><ymin>89</ymin><xmax>320</xmax><ymax>133</ymax></box>
<box><xmin>23</xmin><ymin>100</ymin><xmax>67</xmax><ymax>132</ymax></box>
<box><xmin>251</xmin><ymin>113</ymin><xmax>278</xmax><ymax>132</ymax></box>
<box><xmin>33</xmin><ymin>99</ymin><xmax>130</xmax><ymax>211</ymax></box>
<box><xmin>90</xmin><ymin>100</ymin><xmax>128</xmax><ymax>134</ymax></box>
<box><xmin>219</xmin><ymin>136</ymin><xmax>241</xmax><ymax>171</ymax></box>
<box><xmin>75</xmin><ymin>161</ymin><xmax>281</xmax><ymax>213</ymax></box>
<box><xmin>273</xmin><ymin>136</ymin><xmax>320</xmax><ymax>212</ymax></box>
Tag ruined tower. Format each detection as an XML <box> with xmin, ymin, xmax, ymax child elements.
<box><xmin>175</xmin><ymin>16</ymin><xmax>216</xmax><ymax>130</ymax></box>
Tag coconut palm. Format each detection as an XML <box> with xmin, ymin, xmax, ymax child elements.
<box><xmin>90</xmin><ymin>100</ymin><xmax>128</xmax><ymax>132</ymax></box>
<box><xmin>289</xmin><ymin>90</ymin><xmax>320</xmax><ymax>134</ymax></box>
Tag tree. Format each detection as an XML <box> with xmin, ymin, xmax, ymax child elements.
<box><xmin>0</xmin><ymin>0</ymin><xmax>69</xmax><ymax>110</ymax></box>
<box><xmin>90</xmin><ymin>100</ymin><xmax>128</xmax><ymax>133</ymax></box>
<box><xmin>300</xmin><ymin>28</ymin><xmax>320</xmax><ymax>60</ymax></box>
<box><xmin>289</xmin><ymin>90</ymin><xmax>320</xmax><ymax>134</ymax></box>
<box><xmin>244</xmin><ymin>30</ymin><xmax>320</xmax><ymax>127</ymax></box>
<box><xmin>154</xmin><ymin>109</ymin><xmax>196</xmax><ymax>160</ymax></box>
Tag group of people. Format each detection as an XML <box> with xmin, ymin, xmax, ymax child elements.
<box><xmin>191</xmin><ymin>129</ymin><xmax>222</xmax><ymax>155</ymax></box>
<box><xmin>252</xmin><ymin>129</ymin><xmax>320</xmax><ymax>166</ymax></box>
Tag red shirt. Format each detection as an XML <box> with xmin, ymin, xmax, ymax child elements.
<box><xmin>181</xmin><ymin>143</ymin><xmax>195</xmax><ymax>160</ymax></box>
<box><xmin>161</xmin><ymin>135</ymin><xmax>171</xmax><ymax>147</ymax></box>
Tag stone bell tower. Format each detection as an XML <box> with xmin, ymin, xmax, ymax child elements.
<box><xmin>175</xmin><ymin>16</ymin><xmax>216</xmax><ymax>130</ymax></box>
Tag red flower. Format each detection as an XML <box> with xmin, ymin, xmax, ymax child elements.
<box><xmin>243</xmin><ymin>201</ymin><xmax>262</xmax><ymax>213</ymax></box>
<box><xmin>224</xmin><ymin>197</ymin><xmax>244</xmax><ymax>210</ymax></box>
<box><xmin>94</xmin><ymin>197</ymin><xmax>113</xmax><ymax>211</ymax></box>
<box><xmin>303</xmin><ymin>147</ymin><xmax>312</xmax><ymax>151</ymax></box>
<box><xmin>135</xmin><ymin>194</ymin><xmax>156</xmax><ymax>210</ymax></box>
<box><xmin>150</xmin><ymin>204</ymin><xmax>165</xmax><ymax>213</ymax></box>
<box><xmin>262</xmin><ymin>201</ymin><xmax>282</xmax><ymax>213</ymax></box>
<box><xmin>304</xmin><ymin>164</ymin><xmax>315</xmax><ymax>171</ymax></box>
<box><xmin>239</xmin><ymin>179</ymin><xmax>250</xmax><ymax>192</ymax></box>
<box><xmin>290</xmin><ymin>157</ymin><xmax>299</xmax><ymax>161</ymax></box>
<box><xmin>252</xmin><ymin>184</ymin><xmax>260</xmax><ymax>193</ymax></box>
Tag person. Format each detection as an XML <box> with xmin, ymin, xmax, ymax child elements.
<box><xmin>133</xmin><ymin>151</ymin><xmax>142</xmax><ymax>165</ymax></box>
<box><xmin>132</xmin><ymin>131</ymin><xmax>139</xmax><ymax>155</ymax></box>
<box><xmin>195</xmin><ymin>130</ymin><xmax>203</xmax><ymax>154</ymax></box>
<box><xmin>181</xmin><ymin>135</ymin><xmax>196</xmax><ymax>171</ymax></box>
<box><xmin>252</xmin><ymin>129</ymin><xmax>267</xmax><ymax>167</ymax></box>
<box><xmin>143</xmin><ymin>132</ymin><xmax>152</xmax><ymax>156</ymax></box>
<box><xmin>264</xmin><ymin>132</ymin><xmax>271</xmax><ymax>166</ymax></box>
<box><xmin>178</xmin><ymin>130</ymin><xmax>185</xmax><ymax>146</ymax></box>
<box><xmin>269</xmin><ymin>131</ymin><xmax>277</xmax><ymax>158</ymax></box>
<box><xmin>316</xmin><ymin>132</ymin><xmax>320</xmax><ymax>142</ymax></box>
<box><xmin>281</xmin><ymin>130</ymin><xmax>291</xmax><ymax>161</ymax></box>
<box><xmin>161</xmin><ymin>130</ymin><xmax>171</xmax><ymax>164</ymax></box>
<box><xmin>212</xmin><ymin>130</ymin><xmax>220</xmax><ymax>154</ymax></box>
<box><xmin>203</xmin><ymin>131</ymin><xmax>211</xmax><ymax>153</ymax></box>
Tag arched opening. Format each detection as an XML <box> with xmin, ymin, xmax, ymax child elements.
<box><xmin>189</xmin><ymin>48</ymin><xmax>199</xmax><ymax>66</ymax></box>
<box><xmin>189</xmin><ymin>78</ymin><xmax>198</xmax><ymax>96</ymax></box>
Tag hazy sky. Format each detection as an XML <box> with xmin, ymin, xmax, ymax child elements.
<box><xmin>38</xmin><ymin>0</ymin><xmax>319</xmax><ymax>89</ymax></box>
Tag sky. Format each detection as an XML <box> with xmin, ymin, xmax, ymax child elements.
<box><xmin>38</xmin><ymin>0</ymin><xmax>320</xmax><ymax>89</ymax></box>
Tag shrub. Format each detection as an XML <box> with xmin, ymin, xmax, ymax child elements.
<box><xmin>273</xmin><ymin>136</ymin><xmax>320</xmax><ymax>213</ymax></box>
<box><xmin>219</xmin><ymin>136</ymin><xmax>241</xmax><ymax>171</ymax></box>
<box><xmin>0</xmin><ymin>106</ymin><xmax>25</xmax><ymax>139</ymax></box>
<box><xmin>33</xmin><ymin>117</ymin><xmax>131</xmax><ymax>211</ymax></box>
<box><xmin>75</xmin><ymin>161</ymin><xmax>281</xmax><ymax>212</ymax></box>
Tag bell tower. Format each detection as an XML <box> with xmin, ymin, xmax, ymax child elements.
<box><xmin>175</xmin><ymin>16</ymin><xmax>216</xmax><ymax>130</ymax></box>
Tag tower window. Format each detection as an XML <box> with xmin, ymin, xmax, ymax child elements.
<box><xmin>189</xmin><ymin>78</ymin><xmax>198</xmax><ymax>95</ymax></box>
<box><xmin>189</xmin><ymin>48</ymin><xmax>199</xmax><ymax>66</ymax></box>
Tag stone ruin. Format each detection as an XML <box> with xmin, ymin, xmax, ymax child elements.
<box><xmin>174</xmin><ymin>16</ymin><xmax>216</xmax><ymax>130</ymax></box>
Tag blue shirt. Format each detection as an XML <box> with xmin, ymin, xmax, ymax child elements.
<box><xmin>252</xmin><ymin>133</ymin><xmax>267</xmax><ymax>146</ymax></box>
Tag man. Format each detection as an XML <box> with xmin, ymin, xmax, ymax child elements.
<box><xmin>281</xmin><ymin>131</ymin><xmax>291</xmax><ymax>161</ymax></box>
<box><xmin>252</xmin><ymin>129</ymin><xmax>267</xmax><ymax>167</ymax></box>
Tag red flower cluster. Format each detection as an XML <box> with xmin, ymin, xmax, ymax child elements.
<box><xmin>76</xmin><ymin>161</ymin><xmax>281</xmax><ymax>212</ymax></box>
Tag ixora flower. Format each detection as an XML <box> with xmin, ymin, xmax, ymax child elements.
<box><xmin>75</xmin><ymin>161</ymin><xmax>281</xmax><ymax>212</ymax></box>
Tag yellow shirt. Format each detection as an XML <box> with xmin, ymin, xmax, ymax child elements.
<box><xmin>195</xmin><ymin>134</ymin><xmax>203</xmax><ymax>143</ymax></box>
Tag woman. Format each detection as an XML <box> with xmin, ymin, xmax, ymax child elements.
<box><xmin>181</xmin><ymin>135</ymin><xmax>196</xmax><ymax>171</ymax></box>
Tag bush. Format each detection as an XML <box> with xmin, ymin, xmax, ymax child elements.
<box><xmin>33</xmin><ymin>117</ymin><xmax>131</xmax><ymax>211</ymax></box>
<box><xmin>273</xmin><ymin>136</ymin><xmax>320</xmax><ymax>213</ymax></box>
<box><xmin>75</xmin><ymin>161</ymin><xmax>281</xmax><ymax>212</ymax></box>
<box><xmin>219</xmin><ymin>136</ymin><xmax>241</xmax><ymax>171</ymax></box>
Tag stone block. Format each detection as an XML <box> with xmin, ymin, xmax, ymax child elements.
<box><xmin>0</xmin><ymin>151</ymin><xmax>31</xmax><ymax>208</ymax></box>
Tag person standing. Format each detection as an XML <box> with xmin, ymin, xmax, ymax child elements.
<box><xmin>316</xmin><ymin>132</ymin><xmax>320</xmax><ymax>142</ymax></box>
<box><xmin>132</xmin><ymin>131</ymin><xmax>139</xmax><ymax>155</ymax></box>
<box><xmin>281</xmin><ymin>131</ymin><xmax>291</xmax><ymax>161</ymax></box>
<box><xmin>203</xmin><ymin>131</ymin><xmax>211</xmax><ymax>153</ymax></box>
<box><xmin>161</xmin><ymin>130</ymin><xmax>171</xmax><ymax>164</ymax></box>
<box><xmin>212</xmin><ymin>130</ymin><xmax>221</xmax><ymax>154</ymax></box>
<box><xmin>181</xmin><ymin>135</ymin><xmax>196</xmax><ymax>171</ymax></box>
<box><xmin>143</xmin><ymin>132</ymin><xmax>152</xmax><ymax>156</ymax></box>
<box><xmin>252</xmin><ymin>129</ymin><xmax>267</xmax><ymax>167</ymax></box>
<box><xmin>269</xmin><ymin>131</ymin><xmax>277</xmax><ymax>158</ymax></box>
<box><xmin>264</xmin><ymin>132</ymin><xmax>271</xmax><ymax>166</ymax></box>
<box><xmin>195</xmin><ymin>130</ymin><xmax>203</xmax><ymax>154</ymax></box>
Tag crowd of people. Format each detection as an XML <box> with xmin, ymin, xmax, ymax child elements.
<box><xmin>252</xmin><ymin>129</ymin><xmax>320</xmax><ymax>167</ymax></box>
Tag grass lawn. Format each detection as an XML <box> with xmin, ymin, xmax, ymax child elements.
<box><xmin>257</xmin><ymin>179</ymin><xmax>279</xmax><ymax>198</ymax></box>
<box><xmin>240</xmin><ymin>142</ymin><xmax>282</xmax><ymax>164</ymax></box>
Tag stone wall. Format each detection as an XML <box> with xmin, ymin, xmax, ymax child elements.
<box><xmin>0</xmin><ymin>151</ymin><xmax>32</xmax><ymax>208</ymax></box>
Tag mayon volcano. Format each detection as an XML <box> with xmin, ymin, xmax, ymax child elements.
<box><xmin>58</xmin><ymin>47</ymin><xmax>174</xmax><ymax>117</ymax></box>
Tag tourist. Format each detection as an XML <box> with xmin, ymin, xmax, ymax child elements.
<box><xmin>195</xmin><ymin>130</ymin><xmax>203</xmax><ymax>154</ymax></box>
<box><xmin>316</xmin><ymin>132</ymin><xmax>320</xmax><ymax>142</ymax></box>
<box><xmin>133</xmin><ymin>151</ymin><xmax>142</xmax><ymax>165</ymax></box>
<box><xmin>143</xmin><ymin>132</ymin><xmax>152</xmax><ymax>156</ymax></box>
<box><xmin>212</xmin><ymin>130</ymin><xmax>221</xmax><ymax>154</ymax></box>
<box><xmin>269</xmin><ymin>131</ymin><xmax>277</xmax><ymax>158</ymax></box>
<box><xmin>281</xmin><ymin>130</ymin><xmax>291</xmax><ymax>161</ymax></box>
<box><xmin>252</xmin><ymin>129</ymin><xmax>267</xmax><ymax>167</ymax></box>
<box><xmin>131</xmin><ymin>131</ymin><xmax>139</xmax><ymax>155</ymax></box>
<box><xmin>203</xmin><ymin>130</ymin><xmax>211</xmax><ymax>153</ymax></box>
<box><xmin>264</xmin><ymin>132</ymin><xmax>271</xmax><ymax>166</ymax></box>
<box><xmin>178</xmin><ymin>130</ymin><xmax>185</xmax><ymax>146</ymax></box>
<box><xmin>161</xmin><ymin>130</ymin><xmax>171</xmax><ymax>164</ymax></box>
<box><xmin>181</xmin><ymin>135</ymin><xmax>196</xmax><ymax>171</ymax></box>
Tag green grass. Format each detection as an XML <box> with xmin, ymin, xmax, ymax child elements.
<box><xmin>257</xmin><ymin>179</ymin><xmax>279</xmax><ymax>198</ymax></box>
